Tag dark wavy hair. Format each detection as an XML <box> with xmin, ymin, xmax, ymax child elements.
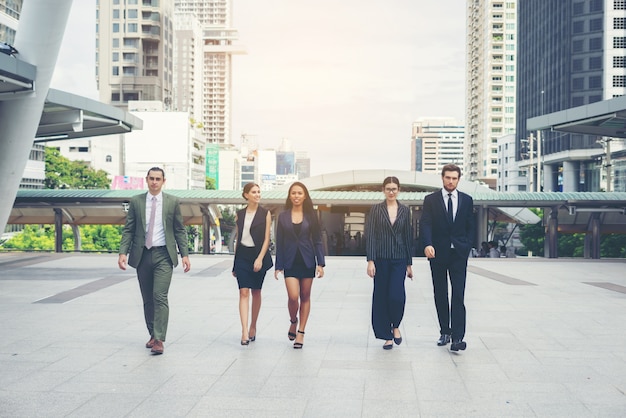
<box><xmin>285</xmin><ymin>182</ymin><xmax>320</xmax><ymax>237</ymax></box>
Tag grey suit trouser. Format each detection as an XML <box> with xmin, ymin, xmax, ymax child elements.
<box><xmin>137</xmin><ymin>246</ymin><xmax>173</xmax><ymax>341</ymax></box>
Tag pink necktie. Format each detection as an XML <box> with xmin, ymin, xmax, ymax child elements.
<box><xmin>145</xmin><ymin>196</ymin><xmax>157</xmax><ymax>249</ymax></box>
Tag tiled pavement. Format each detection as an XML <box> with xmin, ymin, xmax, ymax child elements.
<box><xmin>1</xmin><ymin>252</ymin><xmax>625</xmax><ymax>417</ymax></box>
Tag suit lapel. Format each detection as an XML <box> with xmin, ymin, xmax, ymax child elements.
<box><xmin>139</xmin><ymin>193</ymin><xmax>148</xmax><ymax>233</ymax></box>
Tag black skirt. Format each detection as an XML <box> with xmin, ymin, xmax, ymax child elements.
<box><xmin>284</xmin><ymin>250</ymin><xmax>316</xmax><ymax>279</ymax></box>
<box><xmin>234</xmin><ymin>245</ymin><xmax>269</xmax><ymax>289</ymax></box>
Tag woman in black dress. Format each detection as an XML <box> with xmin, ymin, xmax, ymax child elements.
<box><xmin>274</xmin><ymin>182</ymin><xmax>325</xmax><ymax>349</ymax></box>
<box><xmin>232</xmin><ymin>183</ymin><xmax>273</xmax><ymax>345</ymax></box>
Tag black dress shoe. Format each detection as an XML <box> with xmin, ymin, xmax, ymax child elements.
<box><xmin>383</xmin><ymin>341</ymin><xmax>393</xmax><ymax>350</ymax></box>
<box><xmin>437</xmin><ymin>334</ymin><xmax>451</xmax><ymax>346</ymax></box>
<box><xmin>450</xmin><ymin>340</ymin><xmax>467</xmax><ymax>351</ymax></box>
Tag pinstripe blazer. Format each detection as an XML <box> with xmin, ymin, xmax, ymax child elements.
<box><xmin>365</xmin><ymin>200</ymin><xmax>413</xmax><ymax>265</ymax></box>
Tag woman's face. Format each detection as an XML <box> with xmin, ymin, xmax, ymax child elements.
<box><xmin>245</xmin><ymin>185</ymin><xmax>261</xmax><ymax>203</ymax></box>
<box><xmin>289</xmin><ymin>185</ymin><xmax>306</xmax><ymax>207</ymax></box>
<box><xmin>383</xmin><ymin>182</ymin><xmax>399</xmax><ymax>202</ymax></box>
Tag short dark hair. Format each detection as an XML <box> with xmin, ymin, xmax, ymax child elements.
<box><xmin>242</xmin><ymin>182</ymin><xmax>259</xmax><ymax>200</ymax></box>
<box><xmin>146</xmin><ymin>167</ymin><xmax>165</xmax><ymax>178</ymax></box>
<box><xmin>441</xmin><ymin>164</ymin><xmax>461</xmax><ymax>178</ymax></box>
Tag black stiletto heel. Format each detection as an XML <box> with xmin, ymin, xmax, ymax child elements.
<box><xmin>288</xmin><ymin>318</ymin><xmax>297</xmax><ymax>341</ymax></box>
<box><xmin>293</xmin><ymin>330</ymin><xmax>305</xmax><ymax>349</ymax></box>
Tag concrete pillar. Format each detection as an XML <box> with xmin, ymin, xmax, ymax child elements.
<box><xmin>562</xmin><ymin>160</ymin><xmax>580</xmax><ymax>192</ymax></box>
<box><xmin>585</xmin><ymin>212</ymin><xmax>601</xmax><ymax>259</ymax></box>
<box><xmin>0</xmin><ymin>0</ymin><xmax>73</xmax><ymax>234</ymax></box>
<box><xmin>546</xmin><ymin>206</ymin><xmax>559</xmax><ymax>258</ymax></box>
<box><xmin>475</xmin><ymin>206</ymin><xmax>488</xmax><ymax>248</ymax></box>
<box><xmin>543</xmin><ymin>163</ymin><xmax>556</xmax><ymax>192</ymax></box>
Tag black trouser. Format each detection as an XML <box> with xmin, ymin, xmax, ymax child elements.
<box><xmin>371</xmin><ymin>259</ymin><xmax>406</xmax><ymax>340</ymax></box>
<box><xmin>429</xmin><ymin>248</ymin><xmax>468</xmax><ymax>341</ymax></box>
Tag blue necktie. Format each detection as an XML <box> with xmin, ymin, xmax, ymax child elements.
<box><xmin>447</xmin><ymin>193</ymin><xmax>453</xmax><ymax>223</ymax></box>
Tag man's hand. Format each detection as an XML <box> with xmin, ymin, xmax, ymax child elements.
<box><xmin>424</xmin><ymin>245</ymin><xmax>435</xmax><ymax>259</ymax></box>
<box><xmin>181</xmin><ymin>256</ymin><xmax>191</xmax><ymax>273</ymax></box>
<box><xmin>118</xmin><ymin>254</ymin><xmax>127</xmax><ymax>270</ymax></box>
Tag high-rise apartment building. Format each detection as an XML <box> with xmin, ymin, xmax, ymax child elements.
<box><xmin>173</xmin><ymin>11</ymin><xmax>204</xmax><ymax>122</ymax></box>
<box><xmin>466</xmin><ymin>0</ymin><xmax>517</xmax><ymax>185</ymax></box>
<box><xmin>411</xmin><ymin>118</ymin><xmax>465</xmax><ymax>174</ymax></box>
<box><xmin>0</xmin><ymin>0</ymin><xmax>21</xmax><ymax>44</ymax></box>
<box><xmin>96</xmin><ymin>0</ymin><xmax>174</xmax><ymax>108</ymax></box>
<box><xmin>174</xmin><ymin>0</ymin><xmax>243</xmax><ymax>144</ymax></box>
<box><xmin>517</xmin><ymin>0</ymin><xmax>626</xmax><ymax>192</ymax></box>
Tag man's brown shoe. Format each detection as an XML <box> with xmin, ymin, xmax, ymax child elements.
<box><xmin>145</xmin><ymin>337</ymin><xmax>156</xmax><ymax>349</ymax></box>
<box><xmin>151</xmin><ymin>340</ymin><xmax>164</xmax><ymax>355</ymax></box>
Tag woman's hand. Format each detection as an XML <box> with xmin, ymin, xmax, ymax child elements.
<box><xmin>406</xmin><ymin>265</ymin><xmax>413</xmax><ymax>280</ymax></box>
<box><xmin>274</xmin><ymin>269</ymin><xmax>282</xmax><ymax>280</ymax></box>
<box><xmin>367</xmin><ymin>260</ymin><xmax>376</xmax><ymax>278</ymax></box>
<box><xmin>253</xmin><ymin>258</ymin><xmax>262</xmax><ymax>272</ymax></box>
<box><xmin>316</xmin><ymin>265</ymin><xmax>324</xmax><ymax>278</ymax></box>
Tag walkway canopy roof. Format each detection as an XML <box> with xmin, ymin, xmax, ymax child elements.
<box><xmin>527</xmin><ymin>94</ymin><xmax>626</xmax><ymax>139</ymax></box>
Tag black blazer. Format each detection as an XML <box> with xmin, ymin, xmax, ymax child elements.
<box><xmin>365</xmin><ymin>201</ymin><xmax>413</xmax><ymax>265</ymax></box>
<box><xmin>233</xmin><ymin>206</ymin><xmax>273</xmax><ymax>272</ymax></box>
<box><xmin>275</xmin><ymin>210</ymin><xmax>325</xmax><ymax>270</ymax></box>
<box><xmin>420</xmin><ymin>189</ymin><xmax>475</xmax><ymax>261</ymax></box>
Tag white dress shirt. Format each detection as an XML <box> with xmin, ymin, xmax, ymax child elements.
<box><xmin>146</xmin><ymin>192</ymin><xmax>166</xmax><ymax>247</ymax></box>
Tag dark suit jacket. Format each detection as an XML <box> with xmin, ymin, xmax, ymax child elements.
<box><xmin>233</xmin><ymin>206</ymin><xmax>273</xmax><ymax>272</ymax></box>
<box><xmin>275</xmin><ymin>210</ymin><xmax>325</xmax><ymax>270</ymax></box>
<box><xmin>420</xmin><ymin>189</ymin><xmax>474</xmax><ymax>261</ymax></box>
<box><xmin>365</xmin><ymin>201</ymin><xmax>413</xmax><ymax>265</ymax></box>
<box><xmin>119</xmin><ymin>192</ymin><xmax>189</xmax><ymax>268</ymax></box>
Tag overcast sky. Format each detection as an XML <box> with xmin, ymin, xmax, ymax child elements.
<box><xmin>51</xmin><ymin>0</ymin><xmax>466</xmax><ymax>177</ymax></box>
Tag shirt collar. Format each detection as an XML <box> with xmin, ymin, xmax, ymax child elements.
<box><xmin>441</xmin><ymin>189</ymin><xmax>458</xmax><ymax>199</ymax></box>
<box><xmin>147</xmin><ymin>192</ymin><xmax>163</xmax><ymax>202</ymax></box>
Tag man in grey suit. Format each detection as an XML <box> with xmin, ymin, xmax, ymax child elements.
<box><xmin>118</xmin><ymin>167</ymin><xmax>191</xmax><ymax>354</ymax></box>
<box><xmin>421</xmin><ymin>164</ymin><xmax>474</xmax><ymax>352</ymax></box>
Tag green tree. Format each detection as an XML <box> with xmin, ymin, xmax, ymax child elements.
<box><xmin>206</xmin><ymin>176</ymin><xmax>216</xmax><ymax>190</ymax></box>
<box><xmin>45</xmin><ymin>147</ymin><xmax>110</xmax><ymax>189</ymax></box>
<box><xmin>79</xmin><ymin>225</ymin><xmax>123</xmax><ymax>252</ymax></box>
<box><xmin>600</xmin><ymin>234</ymin><xmax>626</xmax><ymax>258</ymax></box>
<box><xmin>558</xmin><ymin>233</ymin><xmax>585</xmax><ymax>257</ymax></box>
<box><xmin>518</xmin><ymin>208</ymin><xmax>544</xmax><ymax>256</ymax></box>
<box><xmin>2</xmin><ymin>225</ymin><xmax>56</xmax><ymax>250</ymax></box>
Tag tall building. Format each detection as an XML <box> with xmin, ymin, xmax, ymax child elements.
<box><xmin>0</xmin><ymin>0</ymin><xmax>21</xmax><ymax>44</ymax></box>
<box><xmin>411</xmin><ymin>118</ymin><xmax>465</xmax><ymax>175</ymax></box>
<box><xmin>465</xmin><ymin>0</ymin><xmax>517</xmax><ymax>185</ymax></box>
<box><xmin>174</xmin><ymin>0</ymin><xmax>244</xmax><ymax>144</ymax></box>
<box><xmin>173</xmin><ymin>11</ymin><xmax>204</xmax><ymax>122</ymax></box>
<box><xmin>517</xmin><ymin>0</ymin><xmax>626</xmax><ymax>192</ymax></box>
<box><xmin>96</xmin><ymin>0</ymin><xmax>174</xmax><ymax>108</ymax></box>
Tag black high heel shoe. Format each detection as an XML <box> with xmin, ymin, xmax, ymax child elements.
<box><xmin>288</xmin><ymin>318</ymin><xmax>298</xmax><ymax>341</ymax></box>
<box><xmin>293</xmin><ymin>330</ymin><xmax>305</xmax><ymax>349</ymax></box>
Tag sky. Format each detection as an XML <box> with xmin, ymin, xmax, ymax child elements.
<box><xmin>51</xmin><ymin>0</ymin><xmax>467</xmax><ymax>177</ymax></box>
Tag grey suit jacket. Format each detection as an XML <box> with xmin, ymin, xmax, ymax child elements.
<box><xmin>119</xmin><ymin>192</ymin><xmax>189</xmax><ymax>268</ymax></box>
<box><xmin>365</xmin><ymin>201</ymin><xmax>413</xmax><ymax>265</ymax></box>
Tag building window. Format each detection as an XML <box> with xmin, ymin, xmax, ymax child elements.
<box><xmin>616</xmin><ymin>0</ymin><xmax>626</xmax><ymax>10</ymax></box>
<box><xmin>589</xmin><ymin>56</ymin><xmax>603</xmax><ymax>69</ymax></box>
<box><xmin>573</xmin><ymin>21</ymin><xmax>584</xmax><ymax>34</ymax></box>
<box><xmin>573</xmin><ymin>77</ymin><xmax>585</xmax><ymax>90</ymax></box>
<box><xmin>572</xmin><ymin>96</ymin><xmax>585</xmax><ymax>106</ymax></box>
<box><xmin>112</xmin><ymin>66</ymin><xmax>119</xmax><ymax>76</ymax></box>
<box><xmin>590</xmin><ymin>37</ymin><xmax>602</xmax><ymax>50</ymax></box>
<box><xmin>113</xmin><ymin>9</ymin><xmax>119</xmax><ymax>19</ymax></box>
<box><xmin>573</xmin><ymin>39</ymin><xmax>584</xmax><ymax>52</ymax></box>
<box><xmin>112</xmin><ymin>52</ymin><xmax>119</xmax><ymax>62</ymax></box>
<box><xmin>614</xmin><ymin>56</ymin><xmax>626</xmax><ymax>67</ymax></box>
<box><xmin>615</xmin><ymin>17</ymin><xmax>626</xmax><ymax>29</ymax></box>
<box><xmin>574</xmin><ymin>2</ymin><xmax>585</xmax><ymax>15</ymax></box>
<box><xmin>573</xmin><ymin>58</ymin><xmax>584</xmax><ymax>71</ymax></box>
<box><xmin>613</xmin><ymin>75</ymin><xmax>626</xmax><ymax>87</ymax></box>
<box><xmin>589</xmin><ymin>95</ymin><xmax>603</xmax><ymax>103</ymax></box>
<box><xmin>113</xmin><ymin>23</ymin><xmax>119</xmax><ymax>33</ymax></box>
<box><xmin>127</xmin><ymin>23</ymin><xmax>138</xmax><ymax>32</ymax></box>
<box><xmin>106</xmin><ymin>155</ymin><xmax>112</xmax><ymax>162</ymax></box>
<box><xmin>589</xmin><ymin>75</ymin><xmax>602</xmax><ymax>89</ymax></box>
<box><xmin>590</xmin><ymin>0</ymin><xmax>603</xmax><ymax>12</ymax></box>
<box><xmin>590</xmin><ymin>18</ymin><xmax>603</xmax><ymax>31</ymax></box>
<box><xmin>614</xmin><ymin>37</ymin><xmax>626</xmax><ymax>48</ymax></box>
<box><xmin>112</xmin><ymin>38</ymin><xmax>119</xmax><ymax>48</ymax></box>
<box><xmin>127</xmin><ymin>9</ymin><xmax>138</xmax><ymax>18</ymax></box>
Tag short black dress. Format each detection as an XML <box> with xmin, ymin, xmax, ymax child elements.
<box><xmin>284</xmin><ymin>223</ymin><xmax>316</xmax><ymax>279</ymax></box>
<box><xmin>234</xmin><ymin>245</ymin><xmax>268</xmax><ymax>289</ymax></box>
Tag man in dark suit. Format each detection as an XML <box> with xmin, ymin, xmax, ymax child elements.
<box><xmin>118</xmin><ymin>167</ymin><xmax>191</xmax><ymax>355</ymax></box>
<box><xmin>420</xmin><ymin>164</ymin><xmax>474</xmax><ymax>351</ymax></box>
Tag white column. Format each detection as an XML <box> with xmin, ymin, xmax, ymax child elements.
<box><xmin>0</xmin><ymin>0</ymin><xmax>73</xmax><ymax>234</ymax></box>
<box><xmin>562</xmin><ymin>160</ymin><xmax>580</xmax><ymax>192</ymax></box>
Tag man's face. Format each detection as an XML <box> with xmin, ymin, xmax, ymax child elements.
<box><xmin>146</xmin><ymin>170</ymin><xmax>165</xmax><ymax>195</ymax></box>
<box><xmin>442</xmin><ymin>170</ymin><xmax>460</xmax><ymax>192</ymax></box>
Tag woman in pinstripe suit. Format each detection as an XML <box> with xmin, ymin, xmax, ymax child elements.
<box><xmin>365</xmin><ymin>176</ymin><xmax>413</xmax><ymax>350</ymax></box>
